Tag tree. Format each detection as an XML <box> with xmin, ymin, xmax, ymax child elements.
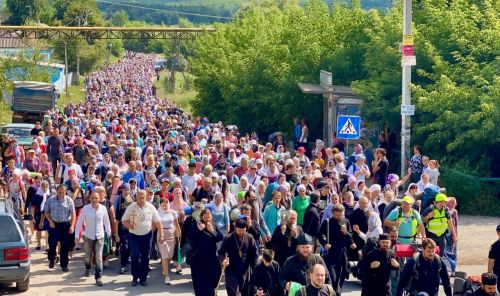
<box><xmin>0</xmin><ymin>52</ymin><xmax>51</xmax><ymax>99</ymax></box>
<box><xmin>109</xmin><ymin>10</ymin><xmax>129</xmax><ymax>27</ymax></box>
<box><xmin>5</xmin><ymin>0</ymin><xmax>44</xmax><ymax>25</ymax></box>
<box><xmin>50</xmin><ymin>0</ymin><xmax>106</xmax><ymax>80</ymax></box>
<box><xmin>411</xmin><ymin>0</ymin><xmax>500</xmax><ymax>173</ymax></box>
<box><xmin>191</xmin><ymin>0</ymin><xmax>373</xmax><ymax>137</ymax></box>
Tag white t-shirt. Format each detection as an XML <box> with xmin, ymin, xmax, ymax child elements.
<box><xmin>122</xmin><ymin>202</ymin><xmax>160</xmax><ymax>236</ymax></box>
<box><xmin>182</xmin><ymin>173</ymin><xmax>201</xmax><ymax>195</ymax></box>
<box><xmin>158</xmin><ymin>209</ymin><xmax>178</xmax><ymax>229</ymax></box>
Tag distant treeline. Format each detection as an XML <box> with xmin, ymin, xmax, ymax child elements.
<box><xmin>97</xmin><ymin>0</ymin><xmax>393</xmax><ymax>25</ymax></box>
<box><xmin>97</xmin><ymin>0</ymin><xmax>241</xmax><ymax>25</ymax></box>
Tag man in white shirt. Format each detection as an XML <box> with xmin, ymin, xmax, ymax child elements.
<box><xmin>244</xmin><ymin>163</ymin><xmax>261</xmax><ymax>188</ymax></box>
<box><xmin>74</xmin><ymin>191</ymin><xmax>111</xmax><ymax>286</ymax></box>
<box><xmin>122</xmin><ymin>190</ymin><xmax>163</xmax><ymax>286</ymax></box>
<box><xmin>56</xmin><ymin>153</ymin><xmax>84</xmax><ymax>184</ymax></box>
<box><xmin>181</xmin><ymin>161</ymin><xmax>201</xmax><ymax>195</ymax></box>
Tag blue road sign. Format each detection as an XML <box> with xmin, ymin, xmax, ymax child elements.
<box><xmin>337</xmin><ymin>115</ymin><xmax>361</xmax><ymax>139</ymax></box>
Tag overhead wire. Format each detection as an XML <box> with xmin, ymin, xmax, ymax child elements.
<box><xmin>95</xmin><ymin>0</ymin><xmax>235</xmax><ymax>20</ymax></box>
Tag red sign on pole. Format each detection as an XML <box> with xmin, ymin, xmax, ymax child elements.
<box><xmin>403</xmin><ymin>45</ymin><xmax>414</xmax><ymax>56</ymax></box>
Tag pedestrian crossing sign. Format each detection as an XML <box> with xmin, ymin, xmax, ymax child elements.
<box><xmin>337</xmin><ymin>115</ymin><xmax>361</xmax><ymax>139</ymax></box>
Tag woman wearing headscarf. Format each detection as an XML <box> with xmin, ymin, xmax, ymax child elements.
<box><xmin>383</xmin><ymin>169</ymin><xmax>412</xmax><ymax>198</ymax></box>
<box><xmin>210</xmin><ymin>192</ymin><xmax>230</xmax><ymax>236</ymax></box>
<box><xmin>33</xmin><ymin>180</ymin><xmax>50</xmax><ymax>251</ymax></box>
<box><xmin>352</xmin><ymin>210</ymin><xmax>384</xmax><ymax>242</ymax></box>
<box><xmin>416</xmin><ymin>172</ymin><xmax>432</xmax><ymax>192</ymax></box>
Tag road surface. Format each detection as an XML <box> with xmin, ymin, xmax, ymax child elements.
<box><xmin>0</xmin><ymin>216</ymin><xmax>495</xmax><ymax>295</ymax></box>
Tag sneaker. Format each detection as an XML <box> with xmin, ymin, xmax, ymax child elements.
<box><xmin>85</xmin><ymin>269</ymin><xmax>91</xmax><ymax>277</ymax></box>
<box><xmin>35</xmin><ymin>246</ymin><xmax>41</xmax><ymax>251</ymax></box>
<box><xmin>49</xmin><ymin>261</ymin><xmax>55</xmax><ymax>269</ymax></box>
<box><xmin>96</xmin><ymin>279</ymin><xmax>103</xmax><ymax>286</ymax></box>
<box><xmin>62</xmin><ymin>267</ymin><xmax>69</xmax><ymax>272</ymax></box>
<box><xmin>139</xmin><ymin>281</ymin><xmax>147</xmax><ymax>287</ymax></box>
<box><xmin>164</xmin><ymin>276</ymin><xmax>171</xmax><ymax>285</ymax></box>
<box><xmin>124</xmin><ymin>266</ymin><xmax>129</xmax><ymax>272</ymax></box>
<box><xmin>131</xmin><ymin>279</ymin><xmax>138</xmax><ymax>286</ymax></box>
<box><xmin>120</xmin><ymin>267</ymin><xmax>126</xmax><ymax>274</ymax></box>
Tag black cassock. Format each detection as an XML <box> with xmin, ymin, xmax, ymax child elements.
<box><xmin>271</xmin><ymin>224</ymin><xmax>303</xmax><ymax>267</ymax></box>
<box><xmin>189</xmin><ymin>224</ymin><xmax>223</xmax><ymax>296</ymax></box>
<box><xmin>218</xmin><ymin>232</ymin><xmax>258</xmax><ymax>296</ymax></box>
<box><xmin>360</xmin><ymin>248</ymin><xmax>398</xmax><ymax>296</ymax></box>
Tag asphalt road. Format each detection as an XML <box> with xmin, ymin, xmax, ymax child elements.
<box><xmin>0</xmin><ymin>245</ymin><xmax>366</xmax><ymax>296</ymax></box>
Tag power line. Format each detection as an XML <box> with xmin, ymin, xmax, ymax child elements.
<box><xmin>95</xmin><ymin>0</ymin><xmax>234</xmax><ymax>20</ymax></box>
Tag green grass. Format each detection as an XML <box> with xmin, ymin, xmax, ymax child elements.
<box><xmin>57</xmin><ymin>77</ymin><xmax>86</xmax><ymax>109</ymax></box>
<box><xmin>154</xmin><ymin>70</ymin><xmax>197</xmax><ymax>114</ymax></box>
<box><xmin>0</xmin><ymin>100</ymin><xmax>13</xmax><ymax>126</ymax></box>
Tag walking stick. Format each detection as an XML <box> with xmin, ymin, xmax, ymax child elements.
<box><xmin>214</xmin><ymin>263</ymin><xmax>227</xmax><ymax>296</ymax></box>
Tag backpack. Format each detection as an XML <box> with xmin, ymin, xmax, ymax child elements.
<box><xmin>455</xmin><ymin>276</ymin><xmax>481</xmax><ymax>295</ymax></box>
<box><xmin>299</xmin><ymin>284</ymin><xmax>335</xmax><ymax>296</ymax></box>
<box><xmin>421</xmin><ymin>185</ymin><xmax>440</xmax><ymax>209</ymax></box>
<box><xmin>406</xmin><ymin>253</ymin><xmax>444</xmax><ymax>294</ymax></box>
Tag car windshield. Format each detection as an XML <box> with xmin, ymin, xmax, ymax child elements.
<box><xmin>0</xmin><ymin>216</ymin><xmax>21</xmax><ymax>243</ymax></box>
<box><xmin>2</xmin><ymin>128</ymin><xmax>32</xmax><ymax>138</ymax></box>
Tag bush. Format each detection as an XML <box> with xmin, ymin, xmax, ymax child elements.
<box><xmin>441</xmin><ymin>166</ymin><xmax>500</xmax><ymax>216</ymax></box>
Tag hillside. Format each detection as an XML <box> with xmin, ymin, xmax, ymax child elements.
<box><xmin>96</xmin><ymin>0</ymin><xmax>394</xmax><ymax>25</ymax></box>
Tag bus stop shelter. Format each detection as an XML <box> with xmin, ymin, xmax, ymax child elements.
<box><xmin>298</xmin><ymin>70</ymin><xmax>362</xmax><ymax>146</ymax></box>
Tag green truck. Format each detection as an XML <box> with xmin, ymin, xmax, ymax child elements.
<box><xmin>11</xmin><ymin>81</ymin><xmax>58</xmax><ymax>124</ymax></box>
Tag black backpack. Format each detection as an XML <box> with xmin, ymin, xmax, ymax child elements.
<box><xmin>405</xmin><ymin>253</ymin><xmax>444</xmax><ymax>294</ymax></box>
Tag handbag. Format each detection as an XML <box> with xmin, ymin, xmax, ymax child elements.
<box><xmin>103</xmin><ymin>233</ymin><xmax>112</xmax><ymax>256</ymax></box>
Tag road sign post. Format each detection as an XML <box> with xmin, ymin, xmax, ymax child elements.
<box><xmin>337</xmin><ymin>115</ymin><xmax>361</xmax><ymax>140</ymax></box>
<box><xmin>401</xmin><ymin>0</ymin><xmax>413</xmax><ymax>177</ymax></box>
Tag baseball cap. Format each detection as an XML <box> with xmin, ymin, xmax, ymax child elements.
<box><xmin>297</xmin><ymin>147</ymin><xmax>306</xmax><ymax>153</ymax></box>
<box><xmin>435</xmin><ymin>193</ymin><xmax>449</xmax><ymax>202</ymax></box>
<box><xmin>401</xmin><ymin>196</ymin><xmax>414</xmax><ymax>204</ymax></box>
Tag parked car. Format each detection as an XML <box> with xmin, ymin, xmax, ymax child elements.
<box><xmin>0</xmin><ymin>123</ymin><xmax>36</xmax><ymax>151</ymax></box>
<box><xmin>0</xmin><ymin>197</ymin><xmax>30</xmax><ymax>291</ymax></box>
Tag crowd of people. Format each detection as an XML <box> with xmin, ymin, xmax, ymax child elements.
<box><xmin>0</xmin><ymin>51</ymin><xmax>498</xmax><ymax>296</ymax></box>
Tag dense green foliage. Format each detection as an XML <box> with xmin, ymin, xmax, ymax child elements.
<box><xmin>0</xmin><ymin>53</ymin><xmax>51</xmax><ymax>98</ymax></box>
<box><xmin>0</xmin><ymin>53</ymin><xmax>51</xmax><ymax>124</ymax></box>
<box><xmin>191</xmin><ymin>0</ymin><xmax>499</xmax><ymax>177</ymax></box>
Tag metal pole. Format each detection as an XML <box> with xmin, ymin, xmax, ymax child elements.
<box><xmin>401</xmin><ymin>0</ymin><xmax>412</xmax><ymax>177</ymax></box>
<box><xmin>64</xmin><ymin>41</ymin><xmax>69</xmax><ymax>99</ymax></box>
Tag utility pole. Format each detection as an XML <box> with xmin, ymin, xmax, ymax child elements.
<box><xmin>401</xmin><ymin>0</ymin><xmax>413</xmax><ymax>176</ymax></box>
<box><xmin>75</xmin><ymin>17</ymin><xmax>81</xmax><ymax>85</ymax></box>
<box><xmin>64</xmin><ymin>41</ymin><xmax>69</xmax><ymax>99</ymax></box>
